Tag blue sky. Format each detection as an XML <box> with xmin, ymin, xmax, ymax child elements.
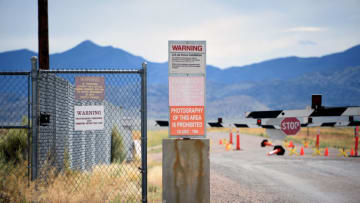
<box><xmin>1</xmin><ymin>0</ymin><xmax>359</xmax><ymax>68</ymax></box>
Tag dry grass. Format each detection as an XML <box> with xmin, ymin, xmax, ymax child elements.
<box><xmin>236</xmin><ymin>128</ymin><xmax>268</xmax><ymax>137</ymax></box>
<box><xmin>207</xmin><ymin>127</ymin><xmax>231</xmax><ymax>133</ymax></box>
<box><xmin>287</xmin><ymin>127</ymin><xmax>357</xmax><ymax>149</ymax></box>
<box><xmin>148</xmin><ymin>130</ymin><xmax>168</xmax><ymax>148</ymax></box>
<box><xmin>1</xmin><ymin>161</ymin><xmax>144</xmax><ymax>202</ymax></box>
<box><xmin>9</xmin><ymin>127</ymin><xmax>353</xmax><ymax>202</ymax></box>
<box><xmin>132</xmin><ymin>130</ymin><xmax>141</xmax><ymax>140</ymax></box>
<box><xmin>208</xmin><ymin>127</ymin><xmax>268</xmax><ymax>138</ymax></box>
<box><xmin>0</xmin><ymin>161</ymin><xmax>30</xmax><ymax>202</ymax></box>
<box><xmin>147</xmin><ymin>130</ymin><xmax>164</xmax><ymax>202</ymax></box>
<box><xmin>147</xmin><ymin>166</ymin><xmax>162</xmax><ymax>202</ymax></box>
<box><xmin>0</xmin><ymin>131</ymin><xmax>165</xmax><ymax>202</ymax></box>
<box><xmin>209</xmin><ymin>127</ymin><xmax>268</xmax><ymax>137</ymax></box>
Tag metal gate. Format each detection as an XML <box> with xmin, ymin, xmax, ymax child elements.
<box><xmin>0</xmin><ymin>57</ymin><xmax>147</xmax><ymax>202</ymax></box>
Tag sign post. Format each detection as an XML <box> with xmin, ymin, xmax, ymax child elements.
<box><xmin>281</xmin><ymin>117</ymin><xmax>301</xmax><ymax>135</ymax></box>
<box><xmin>163</xmin><ymin>41</ymin><xmax>209</xmax><ymax>203</ymax></box>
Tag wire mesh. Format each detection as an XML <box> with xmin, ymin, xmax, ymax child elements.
<box><xmin>0</xmin><ymin>73</ymin><xmax>30</xmax><ymax>201</ymax></box>
<box><xmin>35</xmin><ymin>70</ymin><xmax>144</xmax><ymax>201</ymax></box>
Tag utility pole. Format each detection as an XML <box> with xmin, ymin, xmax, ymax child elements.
<box><xmin>38</xmin><ymin>0</ymin><xmax>49</xmax><ymax>70</ymax></box>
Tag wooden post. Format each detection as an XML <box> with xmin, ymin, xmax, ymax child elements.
<box><xmin>38</xmin><ymin>0</ymin><xmax>49</xmax><ymax>70</ymax></box>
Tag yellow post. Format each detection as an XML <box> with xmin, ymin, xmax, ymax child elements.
<box><xmin>289</xmin><ymin>147</ymin><xmax>299</xmax><ymax>156</ymax></box>
<box><xmin>312</xmin><ymin>148</ymin><xmax>322</xmax><ymax>156</ymax></box>
<box><xmin>337</xmin><ymin>148</ymin><xmax>348</xmax><ymax>157</ymax></box>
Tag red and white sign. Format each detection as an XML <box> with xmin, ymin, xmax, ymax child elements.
<box><xmin>168</xmin><ymin>77</ymin><xmax>205</xmax><ymax>136</ymax></box>
<box><xmin>168</xmin><ymin>40</ymin><xmax>206</xmax><ymax>137</ymax></box>
<box><xmin>170</xmin><ymin>106</ymin><xmax>204</xmax><ymax>136</ymax></box>
<box><xmin>169</xmin><ymin>41</ymin><xmax>206</xmax><ymax>74</ymax></box>
<box><xmin>74</xmin><ymin>105</ymin><xmax>104</xmax><ymax>131</ymax></box>
<box><xmin>281</xmin><ymin>117</ymin><xmax>301</xmax><ymax>135</ymax></box>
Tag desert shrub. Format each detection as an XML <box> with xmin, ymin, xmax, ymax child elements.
<box><xmin>0</xmin><ymin>117</ymin><xmax>30</xmax><ymax>201</ymax></box>
<box><xmin>0</xmin><ymin>117</ymin><xmax>29</xmax><ymax>165</ymax></box>
<box><xmin>111</xmin><ymin>126</ymin><xmax>126</xmax><ymax>163</ymax></box>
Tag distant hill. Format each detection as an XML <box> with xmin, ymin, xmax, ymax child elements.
<box><xmin>209</xmin><ymin>44</ymin><xmax>360</xmax><ymax>84</ymax></box>
<box><xmin>1</xmin><ymin>40</ymin><xmax>360</xmax><ymax>119</ymax></box>
<box><xmin>0</xmin><ymin>49</ymin><xmax>36</xmax><ymax>71</ymax></box>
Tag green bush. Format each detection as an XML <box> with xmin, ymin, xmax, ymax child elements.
<box><xmin>111</xmin><ymin>126</ymin><xmax>126</xmax><ymax>163</ymax></box>
<box><xmin>0</xmin><ymin>117</ymin><xmax>29</xmax><ymax>165</ymax></box>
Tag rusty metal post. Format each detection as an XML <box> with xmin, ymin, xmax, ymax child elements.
<box><xmin>163</xmin><ymin>139</ymin><xmax>210</xmax><ymax>203</ymax></box>
<box><xmin>38</xmin><ymin>0</ymin><xmax>49</xmax><ymax>70</ymax></box>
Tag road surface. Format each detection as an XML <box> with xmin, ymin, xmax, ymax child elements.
<box><xmin>209</xmin><ymin>132</ymin><xmax>360</xmax><ymax>203</ymax></box>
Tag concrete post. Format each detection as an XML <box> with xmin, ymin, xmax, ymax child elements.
<box><xmin>162</xmin><ymin>139</ymin><xmax>210</xmax><ymax>203</ymax></box>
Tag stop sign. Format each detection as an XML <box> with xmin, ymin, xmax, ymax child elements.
<box><xmin>281</xmin><ymin>117</ymin><xmax>301</xmax><ymax>135</ymax></box>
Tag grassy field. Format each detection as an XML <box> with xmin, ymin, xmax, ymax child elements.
<box><xmin>198</xmin><ymin>126</ymin><xmax>358</xmax><ymax>150</ymax></box>
<box><xmin>286</xmin><ymin>127</ymin><xmax>357</xmax><ymax>149</ymax></box>
<box><xmin>148</xmin><ymin>130</ymin><xmax>168</xmax><ymax>148</ymax></box>
<box><xmin>146</xmin><ymin>130</ymin><xmax>168</xmax><ymax>201</ymax></box>
<box><xmin>0</xmin><ymin>129</ymin><xmax>165</xmax><ymax>202</ymax></box>
<box><xmin>215</xmin><ymin>126</ymin><xmax>358</xmax><ymax>150</ymax></box>
<box><xmin>147</xmin><ymin>127</ymin><xmax>268</xmax><ymax>148</ymax></box>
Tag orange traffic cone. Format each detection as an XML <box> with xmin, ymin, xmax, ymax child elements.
<box><xmin>304</xmin><ymin>141</ymin><xmax>309</xmax><ymax>148</ymax></box>
<box><xmin>324</xmin><ymin>148</ymin><xmax>329</xmax><ymax>156</ymax></box>
<box><xmin>219</xmin><ymin>139</ymin><xmax>222</xmax><ymax>145</ymax></box>
<box><xmin>226</xmin><ymin>143</ymin><xmax>232</xmax><ymax>151</ymax></box>
<box><xmin>267</xmin><ymin>146</ymin><xmax>285</xmax><ymax>156</ymax></box>
<box><xmin>261</xmin><ymin>139</ymin><xmax>273</xmax><ymax>147</ymax></box>
<box><xmin>351</xmin><ymin>148</ymin><xmax>355</xmax><ymax>156</ymax></box>
<box><xmin>300</xmin><ymin>147</ymin><xmax>304</xmax><ymax>156</ymax></box>
<box><xmin>288</xmin><ymin>141</ymin><xmax>294</xmax><ymax>148</ymax></box>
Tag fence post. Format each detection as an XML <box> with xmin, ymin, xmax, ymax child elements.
<box><xmin>27</xmin><ymin>64</ymin><xmax>32</xmax><ymax>186</ymax></box>
<box><xmin>31</xmin><ymin>56</ymin><xmax>39</xmax><ymax>181</ymax></box>
<box><xmin>141</xmin><ymin>62</ymin><xmax>148</xmax><ymax>203</ymax></box>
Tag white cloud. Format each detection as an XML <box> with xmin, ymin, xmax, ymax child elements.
<box><xmin>284</xmin><ymin>27</ymin><xmax>328</xmax><ymax>33</ymax></box>
<box><xmin>299</xmin><ymin>40</ymin><xmax>317</xmax><ymax>46</ymax></box>
<box><xmin>1</xmin><ymin>1</ymin><xmax>360</xmax><ymax>69</ymax></box>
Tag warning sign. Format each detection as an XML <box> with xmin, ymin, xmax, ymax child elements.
<box><xmin>75</xmin><ymin>77</ymin><xmax>105</xmax><ymax>100</ymax></box>
<box><xmin>74</xmin><ymin>105</ymin><xmax>104</xmax><ymax>131</ymax></box>
<box><xmin>169</xmin><ymin>41</ymin><xmax>206</xmax><ymax>74</ymax></box>
<box><xmin>168</xmin><ymin>40</ymin><xmax>206</xmax><ymax>137</ymax></box>
<box><xmin>170</xmin><ymin>106</ymin><xmax>204</xmax><ymax>136</ymax></box>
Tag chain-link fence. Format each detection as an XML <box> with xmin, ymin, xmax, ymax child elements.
<box><xmin>0</xmin><ymin>58</ymin><xmax>147</xmax><ymax>202</ymax></box>
<box><xmin>0</xmin><ymin>72</ymin><xmax>31</xmax><ymax>201</ymax></box>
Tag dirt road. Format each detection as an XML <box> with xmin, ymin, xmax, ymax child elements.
<box><xmin>209</xmin><ymin>132</ymin><xmax>360</xmax><ymax>203</ymax></box>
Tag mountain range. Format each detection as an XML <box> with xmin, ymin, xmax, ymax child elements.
<box><xmin>1</xmin><ymin>40</ymin><xmax>360</xmax><ymax>120</ymax></box>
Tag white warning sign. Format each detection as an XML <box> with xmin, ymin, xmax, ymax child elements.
<box><xmin>74</xmin><ymin>105</ymin><xmax>104</xmax><ymax>131</ymax></box>
<box><xmin>169</xmin><ymin>41</ymin><xmax>206</xmax><ymax>74</ymax></box>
